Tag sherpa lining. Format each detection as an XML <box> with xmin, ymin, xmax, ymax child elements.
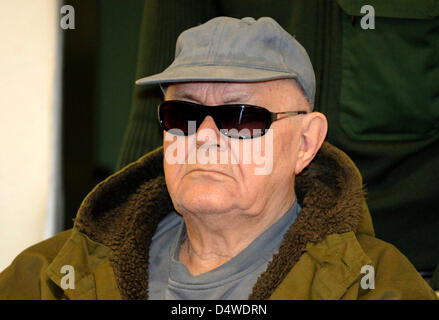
<box><xmin>73</xmin><ymin>141</ymin><xmax>367</xmax><ymax>300</ymax></box>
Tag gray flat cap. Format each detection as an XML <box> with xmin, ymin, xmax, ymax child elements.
<box><xmin>136</xmin><ymin>16</ymin><xmax>316</xmax><ymax>109</ymax></box>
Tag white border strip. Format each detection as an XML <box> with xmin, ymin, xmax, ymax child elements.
<box><xmin>44</xmin><ymin>0</ymin><xmax>64</xmax><ymax>239</ymax></box>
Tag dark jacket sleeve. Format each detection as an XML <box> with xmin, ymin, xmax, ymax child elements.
<box><xmin>356</xmin><ymin>234</ymin><xmax>438</xmax><ymax>300</ymax></box>
<box><xmin>0</xmin><ymin>230</ymin><xmax>72</xmax><ymax>300</ymax></box>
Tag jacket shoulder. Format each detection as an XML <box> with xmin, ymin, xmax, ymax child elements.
<box><xmin>356</xmin><ymin>233</ymin><xmax>438</xmax><ymax>300</ymax></box>
<box><xmin>0</xmin><ymin>229</ymin><xmax>73</xmax><ymax>299</ymax></box>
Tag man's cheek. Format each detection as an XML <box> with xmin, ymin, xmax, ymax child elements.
<box><xmin>164</xmin><ymin>133</ymin><xmax>187</xmax><ymax>165</ymax></box>
<box><xmin>164</xmin><ymin>163</ymin><xmax>184</xmax><ymax>195</ymax></box>
<box><xmin>253</xmin><ymin>129</ymin><xmax>274</xmax><ymax>175</ymax></box>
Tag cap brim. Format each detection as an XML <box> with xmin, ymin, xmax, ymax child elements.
<box><xmin>135</xmin><ymin>65</ymin><xmax>298</xmax><ymax>86</ymax></box>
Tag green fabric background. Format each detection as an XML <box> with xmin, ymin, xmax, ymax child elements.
<box><xmin>62</xmin><ymin>0</ymin><xmax>144</xmax><ymax>228</ymax></box>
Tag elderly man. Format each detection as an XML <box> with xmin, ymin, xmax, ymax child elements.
<box><xmin>0</xmin><ymin>16</ymin><xmax>437</xmax><ymax>300</ymax></box>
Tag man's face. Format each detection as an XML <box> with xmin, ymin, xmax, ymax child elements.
<box><xmin>163</xmin><ymin>79</ymin><xmax>310</xmax><ymax>219</ymax></box>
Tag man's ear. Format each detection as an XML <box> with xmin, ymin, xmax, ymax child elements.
<box><xmin>295</xmin><ymin>112</ymin><xmax>328</xmax><ymax>175</ymax></box>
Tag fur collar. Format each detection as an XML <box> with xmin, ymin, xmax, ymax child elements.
<box><xmin>73</xmin><ymin>141</ymin><xmax>368</xmax><ymax>300</ymax></box>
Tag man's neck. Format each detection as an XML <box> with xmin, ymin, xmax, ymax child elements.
<box><xmin>178</xmin><ymin>194</ymin><xmax>296</xmax><ymax>276</ymax></box>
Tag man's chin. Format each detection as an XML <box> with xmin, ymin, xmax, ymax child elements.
<box><xmin>174</xmin><ymin>190</ymin><xmax>235</xmax><ymax>216</ymax></box>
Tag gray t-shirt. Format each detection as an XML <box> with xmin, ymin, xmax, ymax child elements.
<box><xmin>148</xmin><ymin>200</ymin><xmax>301</xmax><ymax>300</ymax></box>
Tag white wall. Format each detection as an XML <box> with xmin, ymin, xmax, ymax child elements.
<box><xmin>0</xmin><ymin>0</ymin><xmax>63</xmax><ymax>272</ymax></box>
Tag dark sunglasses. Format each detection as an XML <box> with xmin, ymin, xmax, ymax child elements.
<box><xmin>158</xmin><ymin>100</ymin><xmax>308</xmax><ymax>139</ymax></box>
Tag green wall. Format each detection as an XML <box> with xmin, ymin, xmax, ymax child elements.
<box><xmin>62</xmin><ymin>0</ymin><xmax>144</xmax><ymax>229</ymax></box>
<box><xmin>95</xmin><ymin>0</ymin><xmax>145</xmax><ymax>175</ymax></box>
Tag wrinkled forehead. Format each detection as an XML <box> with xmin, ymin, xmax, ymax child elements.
<box><xmin>165</xmin><ymin>82</ymin><xmax>253</xmax><ymax>102</ymax></box>
<box><xmin>164</xmin><ymin>79</ymin><xmax>308</xmax><ymax>109</ymax></box>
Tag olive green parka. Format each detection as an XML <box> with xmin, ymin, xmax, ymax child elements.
<box><xmin>0</xmin><ymin>142</ymin><xmax>437</xmax><ymax>300</ymax></box>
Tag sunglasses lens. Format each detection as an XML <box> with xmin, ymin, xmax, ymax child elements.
<box><xmin>159</xmin><ymin>101</ymin><xmax>270</xmax><ymax>138</ymax></box>
<box><xmin>159</xmin><ymin>101</ymin><xmax>201</xmax><ymax>135</ymax></box>
<box><xmin>218</xmin><ymin>106</ymin><xmax>269</xmax><ymax>138</ymax></box>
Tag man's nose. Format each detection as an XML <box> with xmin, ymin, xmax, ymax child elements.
<box><xmin>197</xmin><ymin>115</ymin><xmax>220</xmax><ymax>133</ymax></box>
<box><xmin>196</xmin><ymin>115</ymin><xmax>221</xmax><ymax>144</ymax></box>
